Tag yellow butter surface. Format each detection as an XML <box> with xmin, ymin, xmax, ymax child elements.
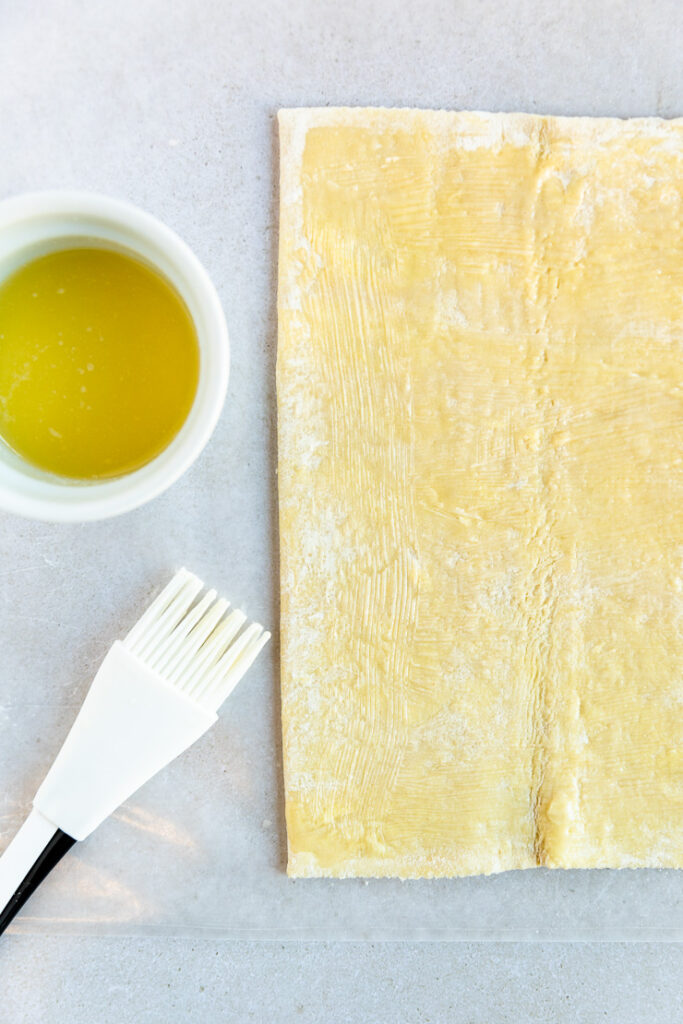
<box><xmin>277</xmin><ymin>108</ymin><xmax>683</xmax><ymax>877</ymax></box>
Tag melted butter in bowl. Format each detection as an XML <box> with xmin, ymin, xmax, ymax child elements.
<box><xmin>0</xmin><ymin>190</ymin><xmax>228</xmax><ymax>521</ymax></box>
<box><xmin>0</xmin><ymin>246</ymin><xmax>200</xmax><ymax>480</ymax></box>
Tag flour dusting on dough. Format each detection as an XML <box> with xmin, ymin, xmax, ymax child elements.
<box><xmin>278</xmin><ymin>107</ymin><xmax>683</xmax><ymax>878</ymax></box>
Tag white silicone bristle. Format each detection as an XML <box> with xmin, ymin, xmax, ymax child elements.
<box><xmin>123</xmin><ymin>570</ymin><xmax>269</xmax><ymax>713</ymax></box>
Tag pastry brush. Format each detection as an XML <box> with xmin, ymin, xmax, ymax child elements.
<box><xmin>0</xmin><ymin>568</ymin><xmax>270</xmax><ymax>935</ymax></box>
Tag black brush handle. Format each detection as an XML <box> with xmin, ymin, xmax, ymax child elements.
<box><xmin>0</xmin><ymin>830</ymin><xmax>76</xmax><ymax>936</ymax></box>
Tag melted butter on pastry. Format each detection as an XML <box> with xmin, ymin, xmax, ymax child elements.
<box><xmin>277</xmin><ymin>108</ymin><xmax>683</xmax><ymax>878</ymax></box>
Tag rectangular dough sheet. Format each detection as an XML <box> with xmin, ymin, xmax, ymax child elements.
<box><xmin>277</xmin><ymin>107</ymin><xmax>683</xmax><ymax>878</ymax></box>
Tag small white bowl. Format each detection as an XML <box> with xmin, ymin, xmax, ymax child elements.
<box><xmin>0</xmin><ymin>191</ymin><xmax>229</xmax><ymax>522</ymax></box>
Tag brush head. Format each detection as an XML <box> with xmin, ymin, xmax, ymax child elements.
<box><xmin>123</xmin><ymin>569</ymin><xmax>270</xmax><ymax>714</ymax></box>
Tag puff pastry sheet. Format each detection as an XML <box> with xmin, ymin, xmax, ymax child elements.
<box><xmin>277</xmin><ymin>107</ymin><xmax>683</xmax><ymax>878</ymax></box>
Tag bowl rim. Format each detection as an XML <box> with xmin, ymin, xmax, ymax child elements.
<box><xmin>0</xmin><ymin>189</ymin><xmax>229</xmax><ymax>522</ymax></box>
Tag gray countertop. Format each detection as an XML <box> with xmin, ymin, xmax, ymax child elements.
<box><xmin>1</xmin><ymin>937</ymin><xmax>682</xmax><ymax>1023</ymax></box>
<box><xmin>1</xmin><ymin>0</ymin><xmax>682</xmax><ymax>1018</ymax></box>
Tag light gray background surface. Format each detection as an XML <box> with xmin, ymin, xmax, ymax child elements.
<box><xmin>1</xmin><ymin>0</ymin><xmax>682</xmax><ymax>1019</ymax></box>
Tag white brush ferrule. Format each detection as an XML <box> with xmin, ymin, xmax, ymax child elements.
<box><xmin>33</xmin><ymin>642</ymin><xmax>217</xmax><ymax>841</ymax></box>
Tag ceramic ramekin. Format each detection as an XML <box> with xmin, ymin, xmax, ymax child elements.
<box><xmin>0</xmin><ymin>191</ymin><xmax>229</xmax><ymax>522</ymax></box>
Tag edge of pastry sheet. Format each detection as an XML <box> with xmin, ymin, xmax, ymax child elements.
<box><xmin>279</xmin><ymin>105</ymin><xmax>682</xmax><ymax>156</ymax></box>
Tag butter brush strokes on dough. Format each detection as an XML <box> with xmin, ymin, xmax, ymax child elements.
<box><xmin>276</xmin><ymin>107</ymin><xmax>683</xmax><ymax>878</ymax></box>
